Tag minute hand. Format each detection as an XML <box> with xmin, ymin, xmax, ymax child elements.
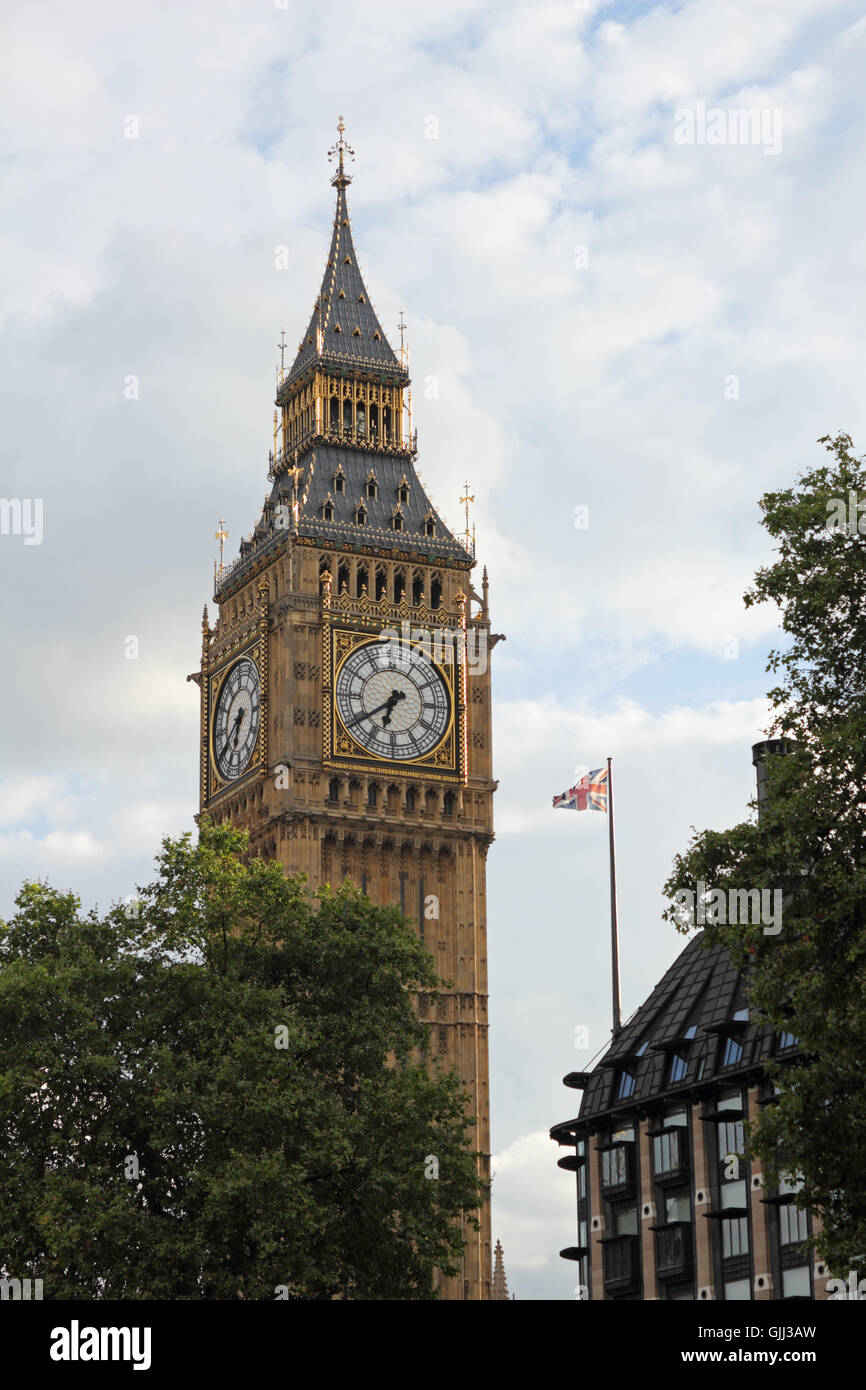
<box><xmin>345</xmin><ymin>698</ymin><xmax>394</xmax><ymax>728</ymax></box>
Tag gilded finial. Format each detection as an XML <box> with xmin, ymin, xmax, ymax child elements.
<box><xmin>328</xmin><ymin>115</ymin><xmax>355</xmax><ymax>188</ymax></box>
<box><xmin>214</xmin><ymin>514</ymin><xmax>229</xmax><ymax>577</ymax></box>
<box><xmin>459</xmin><ymin>482</ymin><xmax>475</xmax><ymax>555</ymax></box>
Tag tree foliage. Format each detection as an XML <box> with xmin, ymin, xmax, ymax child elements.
<box><xmin>662</xmin><ymin>433</ymin><xmax>866</xmax><ymax>1272</ymax></box>
<box><xmin>0</xmin><ymin>823</ymin><xmax>485</xmax><ymax>1299</ymax></box>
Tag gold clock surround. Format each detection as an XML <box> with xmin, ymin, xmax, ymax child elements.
<box><xmin>323</xmin><ymin>617</ymin><xmax>463</xmax><ymax>781</ymax></box>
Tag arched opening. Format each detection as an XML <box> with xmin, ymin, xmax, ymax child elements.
<box><xmin>328</xmin><ymin>777</ymin><xmax>340</xmax><ymax>803</ymax></box>
<box><xmin>356</xmin><ymin>563</ymin><xmax>368</xmax><ymax>597</ymax></box>
<box><xmin>375</xmin><ymin>566</ymin><xmax>388</xmax><ymax>601</ymax></box>
<box><xmin>367</xmin><ymin>782</ymin><xmax>379</xmax><ymax>810</ymax></box>
<box><xmin>355</xmin><ymin>505</ymin><xmax>367</xmax><ymax>526</ymax></box>
<box><xmin>430</xmin><ymin>573</ymin><xmax>442</xmax><ymax>609</ymax></box>
<box><xmin>393</xmin><ymin>568</ymin><xmax>406</xmax><ymax>603</ymax></box>
<box><xmin>405</xmin><ymin>787</ymin><xmax>417</xmax><ymax>813</ymax></box>
<box><xmin>329</xmin><ymin>397</ymin><xmax>339</xmax><ymax>431</ymax></box>
<box><xmin>412</xmin><ymin>572</ymin><xmax>424</xmax><ymax>606</ymax></box>
<box><xmin>319</xmin><ymin>556</ymin><xmax>332</xmax><ymax>595</ymax></box>
<box><xmin>342</xmin><ymin>398</ymin><xmax>353</xmax><ymax>433</ymax></box>
<box><xmin>356</xmin><ymin>401</ymin><xmax>366</xmax><ymax>436</ymax></box>
<box><xmin>369</xmin><ymin>403</ymin><xmax>379</xmax><ymax>438</ymax></box>
<box><xmin>338</xmin><ymin>561</ymin><xmax>350</xmax><ymax>594</ymax></box>
<box><xmin>383</xmin><ymin>405</ymin><xmax>392</xmax><ymax>440</ymax></box>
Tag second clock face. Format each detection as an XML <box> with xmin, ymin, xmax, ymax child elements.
<box><xmin>213</xmin><ymin>657</ymin><xmax>261</xmax><ymax>781</ymax></box>
<box><xmin>335</xmin><ymin>639</ymin><xmax>451</xmax><ymax>761</ymax></box>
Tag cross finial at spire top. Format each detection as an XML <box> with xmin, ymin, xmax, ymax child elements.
<box><xmin>328</xmin><ymin>115</ymin><xmax>355</xmax><ymax>188</ymax></box>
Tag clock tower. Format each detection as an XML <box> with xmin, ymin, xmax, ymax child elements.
<box><xmin>193</xmin><ymin>123</ymin><xmax>499</xmax><ymax>1300</ymax></box>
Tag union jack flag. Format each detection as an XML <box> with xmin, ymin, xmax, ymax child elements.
<box><xmin>552</xmin><ymin>767</ymin><xmax>608</xmax><ymax>813</ymax></box>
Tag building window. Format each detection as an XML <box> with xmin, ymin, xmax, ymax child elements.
<box><xmin>327</xmin><ymin>777</ymin><xmax>340</xmax><ymax>803</ymax></box>
<box><xmin>665</xmin><ymin>1191</ymin><xmax>691</xmax><ymax>1223</ymax></box>
<box><xmin>778</xmin><ymin>1031</ymin><xmax>798</xmax><ymax>1050</ymax></box>
<box><xmin>392</xmin><ymin>512</ymin><xmax>404</xmax><ymax>531</ymax></box>
<box><xmin>782</xmin><ymin>1267</ymin><xmax>811</xmax><ymax>1299</ymax></box>
<box><xmin>718</xmin><ymin>1119</ymin><xmax>745</xmax><ymax>1160</ymax></box>
<box><xmin>668</xmin><ymin>1053</ymin><xmax>688</xmax><ymax>1085</ymax></box>
<box><xmin>721</xmin><ymin>1035</ymin><xmax>744</xmax><ymax>1066</ymax></box>
<box><xmin>616</xmin><ymin>1069</ymin><xmax>636</xmax><ymax>1100</ymax></box>
<box><xmin>443</xmin><ymin>791</ymin><xmax>455</xmax><ymax>817</ymax></box>
<box><xmin>724</xmin><ymin>1278</ymin><xmax>751</xmax><ymax>1300</ymax></box>
<box><xmin>722</xmin><ymin>1216</ymin><xmax>749</xmax><ymax>1259</ymax></box>
<box><xmin>653</xmin><ymin>1129</ymin><xmax>684</xmax><ymax>1178</ymax></box>
<box><xmin>780</xmin><ymin>1204</ymin><xmax>808</xmax><ymax>1247</ymax></box>
<box><xmin>425</xmin><ymin>518</ymin><xmax>436</xmax><ymax>537</ymax></box>
<box><xmin>367</xmin><ymin>783</ymin><xmax>378</xmax><ymax>810</ymax></box>
<box><xmin>334</xmin><ymin>473</ymin><xmax>345</xmax><ymax>493</ymax></box>
<box><xmin>355</xmin><ymin>506</ymin><xmax>367</xmax><ymax>526</ymax></box>
<box><xmin>614</xmin><ymin>1206</ymin><xmax>637</xmax><ymax>1236</ymax></box>
<box><xmin>601</xmin><ymin>1145</ymin><xmax>631</xmax><ymax>1190</ymax></box>
<box><xmin>366</xmin><ymin>475</ymin><xmax>377</xmax><ymax>499</ymax></box>
<box><xmin>399</xmin><ymin>483</ymin><xmax>410</xmax><ymax>503</ymax></box>
<box><xmin>322</xmin><ymin>503</ymin><xmax>334</xmax><ymax>521</ymax></box>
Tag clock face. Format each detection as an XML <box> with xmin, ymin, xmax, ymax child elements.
<box><xmin>213</xmin><ymin>658</ymin><xmax>261</xmax><ymax>781</ymax></box>
<box><xmin>335</xmin><ymin>639</ymin><xmax>451</xmax><ymax>761</ymax></box>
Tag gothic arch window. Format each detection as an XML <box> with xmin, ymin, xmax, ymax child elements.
<box><xmin>327</xmin><ymin>777</ymin><xmax>340</xmax><ymax>803</ymax></box>
<box><xmin>375</xmin><ymin>565</ymin><xmax>388</xmax><ymax>600</ymax></box>
<box><xmin>365</xmin><ymin>472</ymin><xmax>378</xmax><ymax>500</ymax></box>
<box><xmin>369</xmin><ymin>403</ymin><xmax>379</xmax><ymax>436</ymax></box>
<box><xmin>412</xmin><ymin>571</ymin><xmax>424</xmax><ymax>605</ymax></box>
<box><xmin>443</xmin><ymin>791</ymin><xmax>455</xmax><ymax>817</ymax></box>
<box><xmin>398</xmin><ymin>478</ymin><xmax>410</xmax><ymax>504</ymax></box>
<box><xmin>393</xmin><ymin>568</ymin><xmax>406</xmax><ymax>603</ymax></box>
<box><xmin>342</xmin><ymin>399</ymin><xmax>352</xmax><ymax>432</ymax></box>
<box><xmin>367</xmin><ymin>782</ymin><xmax>379</xmax><ymax>809</ymax></box>
<box><xmin>405</xmin><ymin>787</ymin><xmax>417</xmax><ymax>813</ymax></box>
<box><xmin>333</xmin><ymin>469</ymin><xmax>345</xmax><ymax>494</ymax></box>
<box><xmin>383</xmin><ymin>405</ymin><xmax>392</xmax><ymax>439</ymax></box>
<box><xmin>329</xmin><ymin>397</ymin><xmax>340</xmax><ymax>431</ymax></box>
<box><xmin>338</xmin><ymin>561</ymin><xmax>350</xmax><ymax>594</ymax></box>
<box><xmin>356</xmin><ymin>400</ymin><xmax>366</xmax><ymax>435</ymax></box>
<box><xmin>430</xmin><ymin>573</ymin><xmax>442</xmax><ymax>609</ymax></box>
<box><xmin>356</xmin><ymin>563</ymin><xmax>368</xmax><ymax>597</ymax></box>
<box><xmin>319</xmin><ymin>556</ymin><xmax>332</xmax><ymax>594</ymax></box>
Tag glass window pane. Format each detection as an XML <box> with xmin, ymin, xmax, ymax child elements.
<box><xmin>782</xmin><ymin>1267</ymin><xmax>811</xmax><ymax>1299</ymax></box>
<box><xmin>724</xmin><ymin>1279</ymin><xmax>751</xmax><ymax>1300</ymax></box>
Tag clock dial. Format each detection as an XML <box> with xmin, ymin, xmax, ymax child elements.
<box><xmin>213</xmin><ymin>658</ymin><xmax>261</xmax><ymax>781</ymax></box>
<box><xmin>335</xmin><ymin>640</ymin><xmax>450</xmax><ymax>761</ymax></box>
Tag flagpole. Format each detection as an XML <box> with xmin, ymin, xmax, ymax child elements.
<box><xmin>607</xmin><ymin>755</ymin><xmax>622</xmax><ymax>1035</ymax></box>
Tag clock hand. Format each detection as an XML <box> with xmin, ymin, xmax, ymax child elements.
<box><xmin>380</xmin><ymin>689</ymin><xmax>407</xmax><ymax>728</ymax></box>
<box><xmin>345</xmin><ymin>698</ymin><xmax>392</xmax><ymax>728</ymax></box>
<box><xmin>220</xmin><ymin>709</ymin><xmax>245</xmax><ymax>758</ymax></box>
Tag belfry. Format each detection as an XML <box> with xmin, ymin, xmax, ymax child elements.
<box><xmin>193</xmin><ymin>121</ymin><xmax>499</xmax><ymax>1299</ymax></box>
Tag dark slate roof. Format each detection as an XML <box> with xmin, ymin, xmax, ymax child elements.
<box><xmin>269</xmin><ymin>445</ymin><xmax>470</xmax><ymax>562</ymax></box>
<box><xmin>551</xmin><ymin>932</ymin><xmax>787</xmax><ymax>1139</ymax></box>
<box><xmin>283</xmin><ymin>181</ymin><xmax>403</xmax><ymax>391</ymax></box>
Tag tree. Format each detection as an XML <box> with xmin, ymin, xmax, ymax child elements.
<box><xmin>662</xmin><ymin>432</ymin><xmax>866</xmax><ymax>1274</ymax></box>
<box><xmin>0</xmin><ymin>823</ymin><xmax>485</xmax><ymax>1299</ymax></box>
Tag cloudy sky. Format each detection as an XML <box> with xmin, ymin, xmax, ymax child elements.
<box><xmin>2</xmin><ymin>0</ymin><xmax>865</xmax><ymax>1299</ymax></box>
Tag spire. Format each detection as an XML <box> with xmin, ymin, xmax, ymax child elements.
<box><xmin>283</xmin><ymin>119</ymin><xmax>402</xmax><ymax>391</ymax></box>
<box><xmin>492</xmin><ymin>1239</ymin><xmax>511</xmax><ymax>1300</ymax></box>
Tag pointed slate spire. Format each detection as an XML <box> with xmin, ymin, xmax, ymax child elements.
<box><xmin>284</xmin><ymin>119</ymin><xmax>402</xmax><ymax>391</ymax></box>
<box><xmin>492</xmin><ymin>1239</ymin><xmax>511</xmax><ymax>1300</ymax></box>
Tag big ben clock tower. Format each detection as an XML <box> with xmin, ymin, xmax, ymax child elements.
<box><xmin>193</xmin><ymin>122</ymin><xmax>499</xmax><ymax>1301</ymax></box>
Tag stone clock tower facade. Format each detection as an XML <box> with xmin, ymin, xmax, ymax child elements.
<box><xmin>193</xmin><ymin>128</ymin><xmax>499</xmax><ymax>1300</ymax></box>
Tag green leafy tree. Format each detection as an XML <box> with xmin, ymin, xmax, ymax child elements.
<box><xmin>662</xmin><ymin>432</ymin><xmax>866</xmax><ymax>1274</ymax></box>
<box><xmin>0</xmin><ymin>823</ymin><xmax>485</xmax><ymax>1299</ymax></box>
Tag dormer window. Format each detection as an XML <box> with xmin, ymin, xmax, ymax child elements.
<box><xmin>321</xmin><ymin>494</ymin><xmax>334</xmax><ymax>522</ymax></box>
<box><xmin>372</xmin><ymin>331</ymin><xmax>381</xmax><ymax>340</ymax></box>
<box><xmin>398</xmin><ymin>481</ymin><xmax>410</xmax><ymax>504</ymax></box>
<box><xmin>365</xmin><ymin>474</ymin><xmax>378</xmax><ymax>500</ymax></box>
<box><xmin>355</xmin><ymin>505</ymin><xmax>367</xmax><ymax>526</ymax></box>
<box><xmin>333</xmin><ymin>324</ymin><xmax>342</xmax><ymax>333</ymax></box>
<box><xmin>392</xmin><ymin>511</ymin><xmax>404</xmax><ymax>532</ymax></box>
<box><xmin>344</xmin><ymin>255</ymin><xmax>352</xmax><ymax>265</ymax></box>
<box><xmin>424</xmin><ymin>517</ymin><xmax>436</xmax><ymax>537</ymax></box>
<box><xmin>338</xmin><ymin>290</ymin><xmax>345</xmax><ymax>299</ymax></box>
<box><xmin>334</xmin><ymin>472</ymin><xmax>345</xmax><ymax>494</ymax></box>
<box><xmin>358</xmin><ymin>294</ymin><xmax>366</xmax><ymax>303</ymax></box>
<box><xmin>353</xmin><ymin>327</ymin><xmax>361</xmax><ymax>336</ymax></box>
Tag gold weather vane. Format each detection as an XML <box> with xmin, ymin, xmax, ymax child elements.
<box><xmin>277</xmin><ymin>327</ymin><xmax>287</xmax><ymax>382</ymax></box>
<box><xmin>214</xmin><ymin>515</ymin><xmax>229</xmax><ymax>577</ymax></box>
<box><xmin>327</xmin><ymin>116</ymin><xmax>355</xmax><ymax>185</ymax></box>
<box><xmin>460</xmin><ymin>482</ymin><xmax>475</xmax><ymax>555</ymax></box>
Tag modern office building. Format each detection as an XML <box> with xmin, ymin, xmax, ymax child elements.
<box><xmin>551</xmin><ymin>742</ymin><xmax>832</xmax><ymax>1301</ymax></box>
